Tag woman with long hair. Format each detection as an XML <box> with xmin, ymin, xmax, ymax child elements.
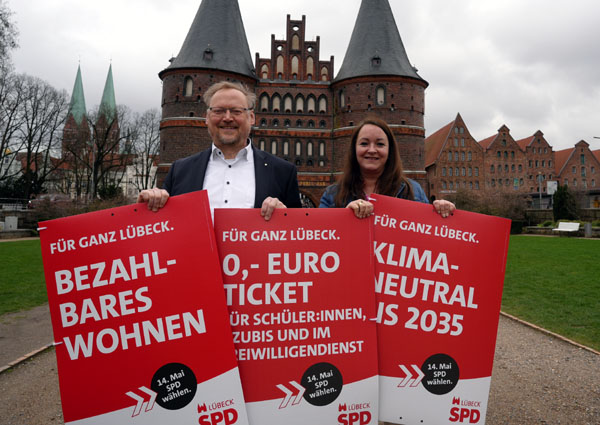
<box><xmin>319</xmin><ymin>117</ymin><xmax>454</xmax><ymax>218</ymax></box>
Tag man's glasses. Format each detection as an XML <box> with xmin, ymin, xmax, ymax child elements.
<box><xmin>208</xmin><ymin>107</ymin><xmax>252</xmax><ymax>117</ymax></box>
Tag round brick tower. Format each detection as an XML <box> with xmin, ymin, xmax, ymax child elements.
<box><xmin>331</xmin><ymin>0</ymin><xmax>429</xmax><ymax>184</ymax></box>
<box><xmin>156</xmin><ymin>0</ymin><xmax>258</xmax><ymax>185</ymax></box>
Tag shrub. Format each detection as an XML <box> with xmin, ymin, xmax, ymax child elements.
<box><xmin>449</xmin><ymin>188</ymin><xmax>530</xmax><ymax>221</ymax></box>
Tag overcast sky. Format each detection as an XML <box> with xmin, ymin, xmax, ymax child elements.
<box><xmin>6</xmin><ymin>0</ymin><xmax>600</xmax><ymax>151</ymax></box>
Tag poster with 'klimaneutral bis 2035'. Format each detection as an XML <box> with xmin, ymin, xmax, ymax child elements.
<box><xmin>371</xmin><ymin>194</ymin><xmax>511</xmax><ymax>425</ymax></box>
<box><xmin>214</xmin><ymin>208</ymin><xmax>379</xmax><ymax>425</ymax></box>
<box><xmin>39</xmin><ymin>191</ymin><xmax>249</xmax><ymax>425</ymax></box>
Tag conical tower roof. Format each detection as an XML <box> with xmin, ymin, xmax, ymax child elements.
<box><xmin>68</xmin><ymin>65</ymin><xmax>87</xmax><ymax>125</ymax></box>
<box><xmin>163</xmin><ymin>0</ymin><xmax>256</xmax><ymax>79</ymax></box>
<box><xmin>334</xmin><ymin>0</ymin><xmax>427</xmax><ymax>84</ymax></box>
<box><xmin>99</xmin><ymin>64</ymin><xmax>117</xmax><ymax>121</ymax></box>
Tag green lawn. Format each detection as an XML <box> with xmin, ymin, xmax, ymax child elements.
<box><xmin>502</xmin><ymin>235</ymin><xmax>600</xmax><ymax>351</ymax></box>
<box><xmin>1</xmin><ymin>236</ymin><xmax>599</xmax><ymax>350</ymax></box>
<box><xmin>0</xmin><ymin>239</ymin><xmax>47</xmax><ymax>315</ymax></box>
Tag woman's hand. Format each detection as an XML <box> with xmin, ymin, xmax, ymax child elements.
<box><xmin>346</xmin><ymin>199</ymin><xmax>374</xmax><ymax>219</ymax></box>
<box><xmin>433</xmin><ymin>199</ymin><xmax>455</xmax><ymax>218</ymax></box>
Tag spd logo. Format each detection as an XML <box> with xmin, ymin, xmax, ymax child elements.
<box><xmin>337</xmin><ymin>402</ymin><xmax>372</xmax><ymax>425</ymax></box>
<box><xmin>449</xmin><ymin>397</ymin><xmax>481</xmax><ymax>423</ymax></box>
<box><xmin>198</xmin><ymin>403</ymin><xmax>239</xmax><ymax>425</ymax></box>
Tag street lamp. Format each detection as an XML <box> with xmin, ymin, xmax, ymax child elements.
<box><xmin>538</xmin><ymin>172</ymin><xmax>543</xmax><ymax>208</ymax></box>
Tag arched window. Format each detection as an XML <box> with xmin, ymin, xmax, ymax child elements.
<box><xmin>319</xmin><ymin>141</ymin><xmax>325</xmax><ymax>156</ymax></box>
<box><xmin>284</xmin><ymin>119</ymin><xmax>291</xmax><ymax>127</ymax></box>
<box><xmin>271</xmin><ymin>140</ymin><xmax>277</xmax><ymax>155</ymax></box>
<box><xmin>376</xmin><ymin>86</ymin><xmax>385</xmax><ymax>105</ymax></box>
<box><xmin>308</xmin><ymin>120</ymin><xmax>315</xmax><ymax>128</ymax></box>
<box><xmin>306</xmin><ymin>57</ymin><xmax>314</xmax><ymax>79</ymax></box>
<box><xmin>184</xmin><ymin>77</ymin><xmax>193</xmax><ymax>97</ymax></box>
<box><xmin>272</xmin><ymin>94</ymin><xmax>281</xmax><ymax>112</ymax></box>
<box><xmin>295</xmin><ymin>141</ymin><xmax>302</xmax><ymax>156</ymax></box>
<box><xmin>307</xmin><ymin>96</ymin><xmax>316</xmax><ymax>113</ymax></box>
<box><xmin>319</xmin><ymin>120</ymin><xmax>326</xmax><ymax>128</ymax></box>
<box><xmin>261</xmin><ymin>64</ymin><xmax>269</xmax><ymax>79</ymax></box>
<box><xmin>284</xmin><ymin>95</ymin><xmax>293</xmax><ymax>113</ymax></box>
<box><xmin>307</xmin><ymin>141</ymin><xmax>314</xmax><ymax>157</ymax></box>
<box><xmin>260</xmin><ymin>94</ymin><xmax>269</xmax><ymax>112</ymax></box>
<box><xmin>296</xmin><ymin>95</ymin><xmax>304</xmax><ymax>113</ymax></box>
<box><xmin>319</xmin><ymin>97</ymin><xmax>327</xmax><ymax>113</ymax></box>
<box><xmin>296</xmin><ymin>120</ymin><xmax>302</xmax><ymax>127</ymax></box>
<box><xmin>291</xmin><ymin>56</ymin><xmax>299</xmax><ymax>76</ymax></box>
<box><xmin>259</xmin><ymin>139</ymin><xmax>266</xmax><ymax>151</ymax></box>
<box><xmin>339</xmin><ymin>91</ymin><xmax>345</xmax><ymax>108</ymax></box>
<box><xmin>283</xmin><ymin>140</ymin><xmax>289</xmax><ymax>156</ymax></box>
<box><xmin>276</xmin><ymin>56</ymin><xmax>284</xmax><ymax>77</ymax></box>
<box><xmin>272</xmin><ymin>119</ymin><xmax>279</xmax><ymax>127</ymax></box>
<box><xmin>292</xmin><ymin>34</ymin><xmax>300</xmax><ymax>50</ymax></box>
<box><xmin>321</xmin><ymin>66</ymin><xmax>328</xmax><ymax>81</ymax></box>
<box><xmin>260</xmin><ymin>119</ymin><xmax>267</xmax><ymax>127</ymax></box>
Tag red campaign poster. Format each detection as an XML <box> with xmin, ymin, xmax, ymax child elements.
<box><xmin>214</xmin><ymin>208</ymin><xmax>379</xmax><ymax>425</ymax></box>
<box><xmin>39</xmin><ymin>191</ymin><xmax>249</xmax><ymax>425</ymax></box>
<box><xmin>371</xmin><ymin>194</ymin><xmax>511</xmax><ymax>425</ymax></box>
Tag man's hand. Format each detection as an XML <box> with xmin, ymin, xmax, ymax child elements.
<box><xmin>137</xmin><ymin>188</ymin><xmax>170</xmax><ymax>212</ymax></box>
<box><xmin>261</xmin><ymin>197</ymin><xmax>286</xmax><ymax>221</ymax></box>
<box><xmin>433</xmin><ymin>199</ymin><xmax>455</xmax><ymax>218</ymax></box>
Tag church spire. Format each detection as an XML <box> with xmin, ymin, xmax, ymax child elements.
<box><xmin>98</xmin><ymin>64</ymin><xmax>117</xmax><ymax>121</ymax></box>
<box><xmin>334</xmin><ymin>0</ymin><xmax>427</xmax><ymax>84</ymax></box>
<box><xmin>163</xmin><ymin>0</ymin><xmax>256</xmax><ymax>79</ymax></box>
<box><xmin>68</xmin><ymin>65</ymin><xmax>87</xmax><ymax>125</ymax></box>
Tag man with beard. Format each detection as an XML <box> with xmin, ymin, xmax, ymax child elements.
<box><xmin>138</xmin><ymin>81</ymin><xmax>301</xmax><ymax>219</ymax></box>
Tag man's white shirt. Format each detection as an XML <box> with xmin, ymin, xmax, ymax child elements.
<box><xmin>203</xmin><ymin>141</ymin><xmax>256</xmax><ymax>213</ymax></box>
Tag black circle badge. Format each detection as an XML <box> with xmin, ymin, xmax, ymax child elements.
<box><xmin>151</xmin><ymin>363</ymin><xmax>197</xmax><ymax>410</ymax></box>
<box><xmin>420</xmin><ymin>353</ymin><xmax>460</xmax><ymax>395</ymax></box>
<box><xmin>301</xmin><ymin>362</ymin><xmax>343</xmax><ymax>406</ymax></box>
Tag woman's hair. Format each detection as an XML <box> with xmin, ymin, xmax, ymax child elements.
<box><xmin>334</xmin><ymin>117</ymin><xmax>414</xmax><ymax>207</ymax></box>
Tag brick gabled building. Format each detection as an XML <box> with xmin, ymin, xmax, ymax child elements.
<box><xmin>424</xmin><ymin>113</ymin><xmax>484</xmax><ymax>199</ymax></box>
<box><xmin>157</xmin><ymin>0</ymin><xmax>428</xmax><ymax>206</ymax></box>
<box><xmin>554</xmin><ymin>140</ymin><xmax>600</xmax><ymax>190</ymax></box>
<box><xmin>515</xmin><ymin>130</ymin><xmax>554</xmax><ymax>193</ymax></box>
<box><xmin>479</xmin><ymin>124</ymin><xmax>529</xmax><ymax>193</ymax></box>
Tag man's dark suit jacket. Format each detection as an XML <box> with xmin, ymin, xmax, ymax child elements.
<box><xmin>163</xmin><ymin>145</ymin><xmax>302</xmax><ymax>208</ymax></box>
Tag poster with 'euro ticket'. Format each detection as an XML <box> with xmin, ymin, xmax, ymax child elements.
<box><xmin>371</xmin><ymin>194</ymin><xmax>511</xmax><ymax>425</ymax></box>
<box><xmin>214</xmin><ymin>208</ymin><xmax>379</xmax><ymax>425</ymax></box>
<box><xmin>39</xmin><ymin>191</ymin><xmax>249</xmax><ymax>425</ymax></box>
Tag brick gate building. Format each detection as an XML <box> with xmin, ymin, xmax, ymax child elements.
<box><xmin>157</xmin><ymin>0</ymin><xmax>428</xmax><ymax>206</ymax></box>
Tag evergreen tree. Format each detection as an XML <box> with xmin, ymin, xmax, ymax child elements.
<box><xmin>552</xmin><ymin>185</ymin><xmax>578</xmax><ymax>221</ymax></box>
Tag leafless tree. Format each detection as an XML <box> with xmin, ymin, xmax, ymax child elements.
<box><xmin>128</xmin><ymin>109</ymin><xmax>160</xmax><ymax>192</ymax></box>
<box><xmin>0</xmin><ymin>72</ymin><xmax>69</xmax><ymax>199</ymax></box>
<box><xmin>0</xmin><ymin>0</ymin><xmax>18</xmax><ymax>64</ymax></box>
<box><xmin>85</xmin><ymin>105</ymin><xmax>132</xmax><ymax>199</ymax></box>
<box><xmin>0</xmin><ymin>71</ymin><xmax>25</xmax><ymax>181</ymax></box>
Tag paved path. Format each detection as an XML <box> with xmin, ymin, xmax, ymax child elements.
<box><xmin>0</xmin><ymin>305</ymin><xmax>598</xmax><ymax>425</ymax></box>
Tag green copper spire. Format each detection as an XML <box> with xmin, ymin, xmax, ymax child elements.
<box><xmin>99</xmin><ymin>64</ymin><xmax>117</xmax><ymax>121</ymax></box>
<box><xmin>68</xmin><ymin>65</ymin><xmax>87</xmax><ymax>125</ymax></box>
